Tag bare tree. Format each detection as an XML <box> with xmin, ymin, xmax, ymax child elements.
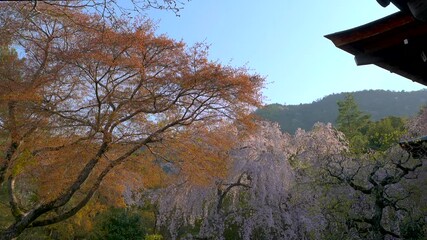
<box><xmin>22</xmin><ymin>0</ymin><xmax>190</xmax><ymax>17</ymax></box>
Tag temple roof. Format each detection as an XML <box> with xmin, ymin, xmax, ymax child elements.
<box><xmin>325</xmin><ymin>11</ymin><xmax>427</xmax><ymax>86</ymax></box>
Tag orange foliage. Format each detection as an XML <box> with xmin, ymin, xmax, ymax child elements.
<box><xmin>0</xmin><ymin>2</ymin><xmax>264</xmax><ymax>238</ymax></box>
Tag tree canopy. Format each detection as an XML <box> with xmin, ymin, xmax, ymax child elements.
<box><xmin>0</xmin><ymin>2</ymin><xmax>263</xmax><ymax>239</ymax></box>
<box><xmin>255</xmin><ymin>89</ymin><xmax>426</xmax><ymax>134</ymax></box>
<box><xmin>0</xmin><ymin>1</ymin><xmax>425</xmax><ymax>240</ymax></box>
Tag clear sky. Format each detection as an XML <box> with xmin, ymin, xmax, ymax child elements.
<box><xmin>144</xmin><ymin>0</ymin><xmax>426</xmax><ymax>105</ymax></box>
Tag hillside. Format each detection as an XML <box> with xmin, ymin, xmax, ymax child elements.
<box><xmin>255</xmin><ymin>89</ymin><xmax>427</xmax><ymax>133</ymax></box>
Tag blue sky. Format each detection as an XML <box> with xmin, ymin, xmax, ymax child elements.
<box><xmin>144</xmin><ymin>0</ymin><xmax>425</xmax><ymax>105</ymax></box>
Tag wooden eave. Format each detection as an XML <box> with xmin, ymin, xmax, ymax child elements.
<box><xmin>325</xmin><ymin>11</ymin><xmax>427</xmax><ymax>86</ymax></box>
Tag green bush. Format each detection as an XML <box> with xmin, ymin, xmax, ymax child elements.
<box><xmin>91</xmin><ymin>208</ymin><xmax>146</xmax><ymax>240</ymax></box>
<box><xmin>145</xmin><ymin>234</ymin><xmax>163</xmax><ymax>240</ymax></box>
<box><xmin>400</xmin><ymin>218</ymin><xmax>425</xmax><ymax>240</ymax></box>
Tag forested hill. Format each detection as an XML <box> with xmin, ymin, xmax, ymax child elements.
<box><xmin>255</xmin><ymin>89</ymin><xmax>427</xmax><ymax>134</ymax></box>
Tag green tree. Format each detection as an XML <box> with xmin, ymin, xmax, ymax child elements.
<box><xmin>366</xmin><ymin>116</ymin><xmax>407</xmax><ymax>151</ymax></box>
<box><xmin>336</xmin><ymin>94</ymin><xmax>371</xmax><ymax>152</ymax></box>
<box><xmin>90</xmin><ymin>208</ymin><xmax>146</xmax><ymax>240</ymax></box>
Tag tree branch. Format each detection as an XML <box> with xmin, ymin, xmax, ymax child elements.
<box><xmin>7</xmin><ymin>175</ymin><xmax>25</xmax><ymax>220</ymax></box>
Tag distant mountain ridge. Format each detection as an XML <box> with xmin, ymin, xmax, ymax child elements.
<box><xmin>255</xmin><ymin>89</ymin><xmax>427</xmax><ymax>134</ymax></box>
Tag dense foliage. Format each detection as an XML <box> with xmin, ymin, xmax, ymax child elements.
<box><xmin>117</xmin><ymin>112</ymin><xmax>425</xmax><ymax>239</ymax></box>
<box><xmin>90</xmin><ymin>208</ymin><xmax>146</xmax><ymax>240</ymax></box>
<box><xmin>0</xmin><ymin>1</ymin><xmax>262</xmax><ymax>239</ymax></box>
<box><xmin>2</xmin><ymin>95</ymin><xmax>425</xmax><ymax>239</ymax></box>
<box><xmin>336</xmin><ymin>94</ymin><xmax>407</xmax><ymax>153</ymax></box>
<box><xmin>0</xmin><ymin>1</ymin><xmax>425</xmax><ymax>240</ymax></box>
<box><xmin>256</xmin><ymin>89</ymin><xmax>427</xmax><ymax>133</ymax></box>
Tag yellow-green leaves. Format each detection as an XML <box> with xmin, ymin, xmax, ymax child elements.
<box><xmin>11</xmin><ymin>149</ymin><xmax>35</xmax><ymax>177</ymax></box>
